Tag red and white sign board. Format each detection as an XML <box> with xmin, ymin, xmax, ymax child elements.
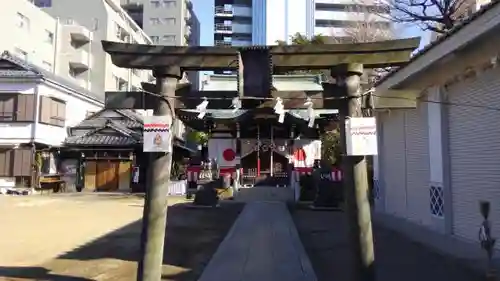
<box><xmin>143</xmin><ymin>115</ymin><xmax>172</xmax><ymax>152</ymax></box>
<box><xmin>345</xmin><ymin>117</ymin><xmax>378</xmax><ymax>156</ymax></box>
<box><xmin>208</xmin><ymin>138</ymin><xmax>238</xmax><ymax>167</ymax></box>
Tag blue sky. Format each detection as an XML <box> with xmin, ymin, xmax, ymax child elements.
<box><xmin>192</xmin><ymin>0</ymin><xmax>429</xmax><ymax>48</ymax></box>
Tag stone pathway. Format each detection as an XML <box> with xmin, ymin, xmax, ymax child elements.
<box><xmin>197</xmin><ymin>201</ymin><xmax>316</xmax><ymax>281</ymax></box>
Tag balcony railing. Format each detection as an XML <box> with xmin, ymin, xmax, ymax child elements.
<box><xmin>214</xmin><ymin>23</ymin><xmax>232</xmax><ymax>32</ymax></box>
<box><xmin>214</xmin><ymin>40</ymin><xmax>232</xmax><ymax>46</ymax></box>
<box><xmin>215</xmin><ymin>6</ymin><xmax>233</xmax><ymax>16</ymax></box>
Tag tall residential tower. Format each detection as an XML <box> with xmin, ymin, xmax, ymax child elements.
<box><xmin>121</xmin><ymin>0</ymin><xmax>201</xmax><ymax>87</ymax></box>
<box><xmin>214</xmin><ymin>0</ymin><xmax>391</xmax><ymax>46</ymax></box>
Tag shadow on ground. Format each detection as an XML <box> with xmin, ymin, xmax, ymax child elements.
<box><xmin>0</xmin><ymin>202</ymin><xmax>244</xmax><ymax>281</ymax></box>
<box><xmin>290</xmin><ymin>206</ymin><xmax>483</xmax><ymax>281</ymax></box>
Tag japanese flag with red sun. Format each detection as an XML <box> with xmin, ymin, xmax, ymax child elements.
<box><xmin>208</xmin><ymin>138</ymin><xmax>238</xmax><ymax>167</ymax></box>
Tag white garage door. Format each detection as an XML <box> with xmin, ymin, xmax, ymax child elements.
<box><xmin>381</xmin><ymin>110</ymin><xmax>407</xmax><ymax>218</ymax></box>
<box><xmin>405</xmin><ymin>105</ymin><xmax>431</xmax><ymax>226</ymax></box>
<box><xmin>448</xmin><ymin>67</ymin><xmax>500</xmax><ymax>242</ymax></box>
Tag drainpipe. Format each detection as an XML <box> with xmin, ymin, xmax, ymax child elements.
<box><xmin>53</xmin><ymin>18</ymin><xmax>60</xmax><ymax>73</ymax></box>
<box><xmin>30</xmin><ymin>82</ymin><xmax>41</xmax><ymax>190</ymax></box>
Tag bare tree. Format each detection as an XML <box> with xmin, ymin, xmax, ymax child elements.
<box><xmin>329</xmin><ymin>3</ymin><xmax>395</xmax><ymax>84</ymax></box>
<box><xmin>338</xmin><ymin>3</ymin><xmax>395</xmax><ymax>43</ymax></box>
<box><xmin>386</xmin><ymin>0</ymin><xmax>471</xmax><ymax>34</ymax></box>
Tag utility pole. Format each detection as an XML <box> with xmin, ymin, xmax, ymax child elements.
<box><xmin>137</xmin><ymin>67</ymin><xmax>181</xmax><ymax>281</ymax></box>
<box><xmin>334</xmin><ymin>63</ymin><xmax>376</xmax><ymax>281</ymax></box>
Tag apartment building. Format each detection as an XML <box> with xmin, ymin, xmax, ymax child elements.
<box><xmin>35</xmin><ymin>0</ymin><xmax>154</xmax><ymax>93</ymax></box>
<box><xmin>121</xmin><ymin>0</ymin><xmax>199</xmax><ymax>46</ymax></box>
<box><xmin>0</xmin><ymin>0</ymin><xmax>106</xmax><ymax>190</ymax></box>
<box><xmin>214</xmin><ymin>0</ymin><xmax>391</xmax><ymax>46</ymax></box>
<box><xmin>121</xmin><ymin>0</ymin><xmax>201</xmax><ymax>88</ymax></box>
<box><xmin>0</xmin><ymin>0</ymin><xmax>96</xmax><ymax>90</ymax></box>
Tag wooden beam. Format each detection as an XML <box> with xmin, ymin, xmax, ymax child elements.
<box><xmin>101</xmin><ymin>37</ymin><xmax>420</xmax><ymax>70</ymax></box>
<box><xmin>372</xmin><ymin>89</ymin><xmax>420</xmax><ymax>109</ymax></box>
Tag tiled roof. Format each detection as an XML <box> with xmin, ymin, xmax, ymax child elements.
<box><xmin>0</xmin><ymin>51</ymin><xmax>103</xmax><ymax>102</ymax></box>
<box><xmin>73</xmin><ymin>108</ymin><xmax>144</xmax><ymax>129</ymax></box>
<box><xmin>65</xmin><ymin>135</ymin><xmax>139</xmax><ymax>146</ymax></box>
<box><xmin>65</xmin><ymin>119</ymin><xmax>142</xmax><ymax>146</ymax></box>
<box><xmin>77</xmin><ymin>118</ymin><xmax>142</xmax><ymax>129</ymax></box>
<box><xmin>377</xmin><ymin>0</ymin><xmax>500</xmax><ymax>85</ymax></box>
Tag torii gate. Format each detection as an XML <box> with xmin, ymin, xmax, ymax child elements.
<box><xmin>102</xmin><ymin>38</ymin><xmax>420</xmax><ymax>281</ymax></box>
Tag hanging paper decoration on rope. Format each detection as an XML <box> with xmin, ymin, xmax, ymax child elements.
<box><xmin>304</xmin><ymin>97</ymin><xmax>315</xmax><ymax>128</ymax></box>
<box><xmin>274</xmin><ymin>97</ymin><xmax>285</xmax><ymax>123</ymax></box>
<box><xmin>196</xmin><ymin>97</ymin><xmax>208</xmax><ymax>119</ymax></box>
<box><xmin>231</xmin><ymin>97</ymin><xmax>241</xmax><ymax>113</ymax></box>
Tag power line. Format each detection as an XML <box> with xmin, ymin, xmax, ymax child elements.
<box><xmin>372</xmin><ymin>94</ymin><xmax>500</xmax><ymax>112</ymax></box>
<box><xmin>139</xmin><ymin>88</ymin><xmax>500</xmax><ymax>112</ymax></box>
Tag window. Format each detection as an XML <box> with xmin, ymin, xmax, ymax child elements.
<box><xmin>0</xmin><ymin>94</ymin><xmax>35</xmax><ymax>122</ymax></box>
<box><xmin>69</xmin><ymin>68</ymin><xmax>78</xmax><ymax>77</ymax></box>
<box><xmin>14</xmin><ymin>48</ymin><xmax>28</xmax><ymax>61</ymax></box>
<box><xmin>132</xmin><ymin>69</ymin><xmax>141</xmax><ymax>76</ymax></box>
<box><xmin>150</xmin><ymin>18</ymin><xmax>161</xmax><ymax>25</ymax></box>
<box><xmin>34</xmin><ymin>0</ymin><xmax>52</xmax><ymax>7</ymax></box>
<box><xmin>114</xmin><ymin>76</ymin><xmax>128</xmax><ymax>91</ymax></box>
<box><xmin>118</xmin><ymin>79</ymin><xmax>128</xmax><ymax>91</ymax></box>
<box><xmin>39</xmin><ymin>96</ymin><xmax>66</xmax><ymax>127</ymax></box>
<box><xmin>0</xmin><ymin>95</ymin><xmax>16</xmax><ymax>121</ymax></box>
<box><xmin>42</xmin><ymin>61</ymin><xmax>52</xmax><ymax>70</ymax></box>
<box><xmin>115</xmin><ymin>23</ymin><xmax>129</xmax><ymax>41</ymax></box>
<box><xmin>163</xmin><ymin>35</ymin><xmax>175</xmax><ymax>43</ymax></box>
<box><xmin>44</xmin><ymin>30</ymin><xmax>54</xmax><ymax>44</ymax></box>
<box><xmin>430</xmin><ymin>185</ymin><xmax>444</xmax><ymax>217</ymax></box>
<box><xmin>164</xmin><ymin>0</ymin><xmax>176</xmax><ymax>7</ymax></box>
<box><xmin>150</xmin><ymin>36</ymin><xmax>160</xmax><ymax>44</ymax></box>
<box><xmin>16</xmin><ymin>13</ymin><xmax>30</xmax><ymax>30</ymax></box>
<box><xmin>151</xmin><ymin>0</ymin><xmax>160</xmax><ymax>7</ymax></box>
<box><xmin>164</xmin><ymin>18</ymin><xmax>176</xmax><ymax>25</ymax></box>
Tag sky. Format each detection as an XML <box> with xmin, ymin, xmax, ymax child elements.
<box><xmin>191</xmin><ymin>0</ymin><xmax>430</xmax><ymax>48</ymax></box>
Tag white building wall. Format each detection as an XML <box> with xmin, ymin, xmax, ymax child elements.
<box><xmin>0</xmin><ymin>0</ymin><xmax>57</xmax><ymax>71</ymax></box>
<box><xmin>34</xmin><ymin>82</ymin><xmax>103</xmax><ymax>146</ymax></box>
<box><xmin>285</xmin><ymin>0</ymin><xmax>308</xmax><ymax>43</ymax></box>
<box><xmin>0</xmin><ymin>83</ymin><xmax>37</xmax><ymax>145</ymax></box>
<box><xmin>265</xmin><ymin>0</ymin><xmax>286</xmax><ymax>44</ymax></box>
<box><xmin>0</xmin><ymin>80</ymin><xmax>102</xmax><ymax>147</ymax></box>
<box><xmin>39</xmin><ymin>0</ymin><xmax>153</xmax><ymax>94</ymax></box>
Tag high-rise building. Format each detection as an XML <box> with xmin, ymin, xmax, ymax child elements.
<box><xmin>120</xmin><ymin>0</ymin><xmax>201</xmax><ymax>88</ymax></box>
<box><xmin>121</xmin><ymin>0</ymin><xmax>199</xmax><ymax>46</ymax></box>
<box><xmin>1</xmin><ymin>0</ymin><xmax>98</xmax><ymax>91</ymax></box>
<box><xmin>34</xmin><ymin>0</ymin><xmax>154</xmax><ymax>93</ymax></box>
<box><xmin>214</xmin><ymin>0</ymin><xmax>391</xmax><ymax>46</ymax></box>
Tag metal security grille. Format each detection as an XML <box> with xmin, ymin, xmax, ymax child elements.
<box><xmin>429</xmin><ymin>185</ymin><xmax>444</xmax><ymax>217</ymax></box>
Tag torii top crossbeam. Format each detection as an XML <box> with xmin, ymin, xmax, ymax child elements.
<box><xmin>101</xmin><ymin>38</ymin><xmax>420</xmax><ymax>72</ymax></box>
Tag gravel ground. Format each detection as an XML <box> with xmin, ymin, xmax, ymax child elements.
<box><xmin>0</xmin><ymin>194</ymin><xmax>243</xmax><ymax>281</ymax></box>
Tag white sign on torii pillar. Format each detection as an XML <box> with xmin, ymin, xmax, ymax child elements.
<box><xmin>345</xmin><ymin>117</ymin><xmax>378</xmax><ymax>156</ymax></box>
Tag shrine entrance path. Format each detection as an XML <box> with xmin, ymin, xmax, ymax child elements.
<box><xmin>197</xmin><ymin>201</ymin><xmax>317</xmax><ymax>281</ymax></box>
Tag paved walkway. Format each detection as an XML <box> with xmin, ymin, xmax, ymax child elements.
<box><xmin>197</xmin><ymin>201</ymin><xmax>317</xmax><ymax>281</ymax></box>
